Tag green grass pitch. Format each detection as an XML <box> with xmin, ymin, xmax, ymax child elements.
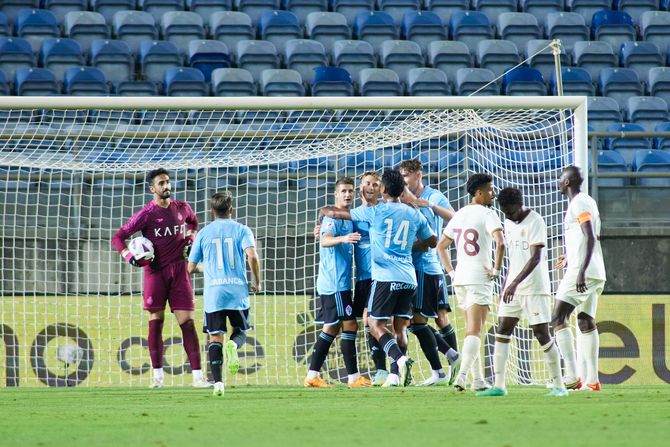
<box><xmin>1</xmin><ymin>385</ymin><xmax>668</xmax><ymax>447</ymax></box>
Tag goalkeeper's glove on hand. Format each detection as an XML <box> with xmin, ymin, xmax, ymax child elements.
<box><xmin>124</xmin><ymin>251</ymin><xmax>151</xmax><ymax>268</ymax></box>
<box><xmin>183</xmin><ymin>237</ymin><xmax>194</xmax><ymax>260</ymax></box>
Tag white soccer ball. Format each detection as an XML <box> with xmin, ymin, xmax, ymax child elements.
<box><xmin>128</xmin><ymin>236</ymin><xmax>155</xmax><ymax>260</ymax></box>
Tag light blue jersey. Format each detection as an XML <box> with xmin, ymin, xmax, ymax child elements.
<box><xmin>352</xmin><ymin>208</ymin><xmax>372</xmax><ymax>282</ymax></box>
<box><xmin>350</xmin><ymin>202</ymin><xmax>434</xmax><ymax>285</ymax></box>
<box><xmin>316</xmin><ymin>216</ymin><xmax>354</xmax><ymax>295</ymax></box>
<box><xmin>412</xmin><ymin>185</ymin><xmax>453</xmax><ymax>275</ymax></box>
<box><xmin>189</xmin><ymin>219</ymin><xmax>255</xmax><ymax>313</ymax></box>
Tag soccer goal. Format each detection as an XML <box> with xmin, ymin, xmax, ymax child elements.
<box><xmin>0</xmin><ymin>96</ymin><xmax>587</xmax><ymax>387</ymax></box>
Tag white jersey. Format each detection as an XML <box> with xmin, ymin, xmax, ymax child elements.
<box><xmin>563</xmin><ymin>192</ymin><xmax>606</xmax><ymax>281</ymax></box>
<box><xmin>444</xmin><ymin>204</ymin><xmax>502</xmax><ymax>286</ymax></box>
<box><xmin>503</xmin><ymin>210</ymin><xmax>551</xmax><ymax>296</ymax></box>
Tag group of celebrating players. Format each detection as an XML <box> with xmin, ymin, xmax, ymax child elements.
<box><xmin>113</xmin><ymin>158</ymin><xmax>606</xmax><ymax>397</ymax></box>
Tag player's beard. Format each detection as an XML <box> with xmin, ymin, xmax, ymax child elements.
<box><xmin>157</xmin><ymin>190</ymin><xmax>171</xmax><ymax>200</ymax></box>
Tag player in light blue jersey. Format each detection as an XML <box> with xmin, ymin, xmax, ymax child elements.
<box><xmin>400</xmin><ymin>159</ymin><xmax>461</xmax><ymax>386</ymax></box>
<box><xmin>325</xmin><ymin>169</ymin><xmax>438</xmax><ymax>387</ymax></box>
<box><xmin>305</xmin><ymin>177</ymin><xmax>372</xmax><ymax>388</ymax></box>
<box><xmin>188</xmin><ymin>192</ymin><xmax>261</xmax><ymax>396</ymax></box>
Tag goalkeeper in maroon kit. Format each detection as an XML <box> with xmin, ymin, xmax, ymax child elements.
<box><xmin>112</xmin><ymin>168</ymin><xmax>209</xmax><ymax>388</ymax></box>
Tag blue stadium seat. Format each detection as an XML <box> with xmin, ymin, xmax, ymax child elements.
<box><xmin>605</xmin><ymin>123</ymin><xmax>650</xmax><ymax>167</ymax></box>
<box><xmin>596</xmin><ymin>149</ymin><xmax>628</xmax><ymax>187</ymax></box>
<box><xmin>189</xmin><ymin>39</ymin><xmax>230</xmax><ymax>82</ymax></box>
<box><xmin>338</xmin><ymin>151</ymin><xmax>382</xmax><ymax>171</ymax></box>
<box><xmin>115</xmin><ymin>79</ymin><xmax>159</xmax><ymax>95</ymax></box>
<box><xmin>0</xmin><ymin>37</ymin><xmax>36</xmax><ymax>81</ymax></box>
<box><xmin>407</xmin><ymin>67</ymin><xmax>450</xmax><ymax>95</ymax></box>
<box><xmin>311</xmin><ymin>66</ymin><xmax>353</xmax><ymax>96</ymax></box>
<box><xmin>572</xmin><ymin>40</ymin><xmax>618</xmax><ymax>81</ymax></box>
<box><xmin>520</xmin><ymin>0</ymin><xmax>564</xmax><ymax>21</ymax></box>
<box><xmin>283</xmin><ymin>0</ymin><xmax>327</xmax><ymax>24</ymax></box>
<box><xmin>43</xmin><ymin>0</ymin><xmax>87</xmax><ymax>23</ymax></box>
<box><xmin>455</xmin><ymin>67</ymin><xmax>498</xmax><ymax>95</ymax></box>
<box><xmin>648</xmin><ymin>67</ymin><xmax>670</xmax><ymax>109</ymax></box>
<box><xmin>378</xmin><ymin>0</ymin><xmax>421</xmax><ymax>25</ymax></box>
<box><xmin>332</xmin><ymin>39</ymin><xmax>376</xmax><ymax>84</ymax></box>
<box><xmin>380</xmin><ymin>39</ymin><xmax>423</xmax><ymax>85</ymax></box>
<box><xmin>0</xmin><ymin>12</ymin><xmax>10</xmax><ymax>37</ymax></box>
<box><xmin>545</xmin><ymin>12</ymin><xmax>589</xmax><ymax>53</ymax></box>
<box><xmin>259</xmin><ymin>10</ymin><xmax>303</xmax><ymax>54</ymax></box>
<box><xmin>284</xmin><ymin>38</ymin><xmax>327</xmax><ymax>83</ymax></box>
<box><xmin>640</xmin><ymin>11</ymin><xmax>670</xmax><ymax>54</ymax></box>
<box><xmin>113</xmin><ymin>10</ymin><xmax>159</xmax><ymax>54</ymax></box>
<box><xmin>632</xmin><ymin>149</ymin><xmax>670</xmax><ymax>186</ymax></box>
<box><xmin>64</xmin><ymin>66</ymin><xmax>109</xmax><ymax>95</ymax></box>
<box><xmin>161</xmin><ymin>11</ymin><xmax>206</xmax><ymax>55</ymax></box>
<box><xmin>477</xmin><ymin>39</ymin><xmax>520</xmax><ymax>78</ymax></box>
<box><xmin>653</xmin><ymin>122</ymin><xmax>670</xmax><ymax>150</ymax></box>
<box><xmin>235</xmin><ymin>39</ymin><xmax>279</xmax><ymax>82</ymax></box>
<box><xmin>138</xmin><ymin>40</ymin><xmax>182</xmax><ymax>84</ymax></box>
<box><xmin>305</xmin><ymin>12</ymin><xmax>351</xmax><ymax>53</ymax></box>
<box><xmin>91</xmin><ymin>1</ymin><xmax>135</xmax><ymax>24</ymax></box>
<box><xmin>502</xmin><ymin>66</ymin><xmax>547</xmax><ymax>96</ymax></box>
<box><xmin>235</xmin><ymin>0</ymin><xmax>280</xmax><ymax>25</ymax></box>
<box><xmin>138</xmin><ymin>0</ymin><xmax>184</xmax><ymax>24</ymax></box>
<box><xmin>209</xmin><ymin>11</ymin><xmax>254</xmax><ymax>51</ymax></box>
<box><xmin>449</xmin><ymin>11</ymin><xmax>494</xmax><ymax>54</ymax></box>
<box><xmin>90</xmin><ymin>39</ymin><xmax>134</xmax><ymax>83</ymax></box>
<box><xmin>402</xmin><ymin>11</ymin><xmax>446</xmax><ymax>55</ymax></box>
<box><xmin>473</xmin><ymin>0</ymin><xmax>516</xmax><ymax>23</ymax></box>
<box><xmin>428</xmin><ymin>40</ymin><xmax>472</xmax><ymax>82</ymax></box>
<box><xmin>332</xmin><ymin>0</ymin><xmax>374</xmax><ymax>26</ymax></box>
<box><xmin>497</xmin><ymin>13</ymin><xmax>542</xmax><ymax>54</ymax></box>
<box><xmin>164</xmin><ymin>67</ymin><xmax>208</xmax><ymax>95</ymax></box>
<box><xmin>552</xmin><ymin>66</ymin><xmax>595</xmax><ymax>96</ymax></box>
<box><xmin>613</xmin><ymin>0</ymin><xmax>658</xmax><ymax>23</ymax></box>
<box><xmin>64</xmin><ymin>11</ymin><xmax>110</xmax><ymax>54</ymax></box>
<box><xmin>1</xmin><ymin>1</ymin><xmax>40</xmax><ymax>26</ymax></box>
<box><xmin>599</xmin><ymin>68</ymin><xmax>643</xmax><ymax>110</ymax></box>
<box><xmin>0</xmin><ymin>70</ymin><xmax>9</xmax><ymax>95</ymax></box>
<box><xmin>620</xmin><ymin>41</ymin><xmax>663</xmax><ymax>85</ymax></box>
<box><xmin>526</xmin><ymin>39</ymin><xmax>570</xmax><ymax>83</ymax></box>
<box><xmin>626</xmin><ymin>96</ymin><xmax>670</xmax><ymax>132</ymax></box>
<box><xmin>587</xmin><ymin>96</ymin><xmax>623</xmax><ymax>132</ymax></box>
<box><xmin>187</xmin><ymin>0</ymin><xmax>232</xmax><ymax>22</ymax></box>
<box><xmin>16</xmin><ymin>9</ymin><xmax>60</xmax><ymax>52</ymax></box>
<box><xmin>567</xmin><ymin>0</ymin><xmax>610</xmax><ymax>23</ymax></box>
<box><xmin>424</xmin><ymin>0</ymin><xmax>468</xmax><ymax>17</ymax></box>
<box><xmin>354</xmin><ymin>11</ymin><xmax>399</xmax><ymax>53</ymax></box>
<box><xmin>261</xmin><ymin>68</ymin><xmax>305</xmax><ymax>96</ymax></box>
<box><xmin>40</xmin><ymin>38</ymin><xmax>84</xmax><ymax>80</ymax></box>
<box><xmin>591</xmin><ymin>10</ymin><xmax>636</xmax><ymax>52</ymax></box>
<box><xmin>359</xmin><ymin>68</ymin><xmax>402</xmax><ymax>95</ymax></box>
<box><xmin>211</xmin><ymin>67</ymin><xmax>257</xmax><ymax>95</ymax></box>
<box><xmin>15</xmin><ymin>67</ymin><xmax>59</xmax><ymax>95</ymax></box>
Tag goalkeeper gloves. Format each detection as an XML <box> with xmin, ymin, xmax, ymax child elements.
<box><xmin>182</xmin><ymin>237</ymin><xmax>194</xmax><ymax>260</ymax></box>
<box><xmin>123</xmin><ymin>251</ymin><xmax>152</xmax><ymax>268</ymax></box>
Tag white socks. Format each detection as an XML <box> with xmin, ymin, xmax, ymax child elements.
<box><xmin>542</xmin><ymin>341</ymin><xmax>564</xmax><ymax>388</ymax></box>
<box><xmin>153</xmin><ymin>368</ymin><xmax>164</xmax><ymax>381</ymax></box>
<box><xmin>348</xmin><ymin>373</ymin><xmax>361</xmax><ymax>383</ymax></box>
<box><xmin>493</xmin><ymin>337</ymin><xmax>511</xmax><ymax>390</ymax></box>
<box><xmin>306</xmin><ymin>370</ymin><xmax>319</xmax><ymax>380</ymax></box>
<box><xmin>457</xmin><ymin>335</ymin><xmax>481</xmax><ymax>381</ymax></box>
<box><xmin>192</xmin><ymin>369</ymin><xmax>203</xmax><ymax>381</ymax></box>
<box><xmin>581</xmin><ymin>329</ymin><xmax>600</xmax><ymax>384</ymax></box>
<box><xmin>555</xmin><ymin>327</ymin><xmax>577</xmax><ymax>379</ymax></box>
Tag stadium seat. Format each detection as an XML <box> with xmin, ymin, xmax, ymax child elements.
<box><xmin>545</xmin><ymin>12</ymin><xmax>589</xmax><ymax>53</ymax></box>
<box><xmin>0</xmin><ymin>37</ymin><xmax>37</xmax><ymax>81</ymax></box>
<box><xmin>161</xmin><ymin>11</ymin><xmax>206</xmax><ymax>55</ymax></box>
<box><xmin>519</xmin><ymin>0</ymin><xmax>564</xmax><ymax>21</ymax></box>
<box><xmin>332</xmin><ymin>0</ymin><xmax>374</xmax><ymax>26</ymax></box>
<box><xmin>596</xmin><ymin>149</ymin><xmax>628</xmax><ymax>187</ymax></box>
<box><xmin>1</xmin><ymin>1</ymin><xmax>40</xmax><ymax>25</ymax></box>
<box><xmin>283</xmin><ymin>0</ymin><xmax>328</xmax><ymax>24</ymax></box>
<box><xmin>40</xmin><ymin>38</ymin><xmax>84</xmax><ymax>81</ymax></box>
<box><xmin>572</xmin><ymin>40</ymin><xmax>618</xmax><ymax>81</ymax></box>
<box><xmin>305</xmin><ymin>12</ymin><xmax>351</xmax><ymax>53</ymax></box>
<box><xmin>114</xmin><ymin>79</ymin><xmax>159</xmax><ymax>95</ymax></box>
<box><xmin>497</xmin><ymin>13</ymin><xmax>542</xmax><ymax>55</ymax></box>
<box><xmin>261</xmin><ymin>68</ymin><xmax>305</xmax><ymax>96</ymax></box>
<box><xmin>455</xmin><ymin>67</ymin><xmax>498</xmax><ymax>96</ymax></box>
<box><xmin>477</xmin><ymin>39</ymin><xmax>521</xmax><ymax>78</ymax></box>
<box><xmin>449</xmin><ymin>11</ymin><xmax>494</xmax><ymax>54</ymax></box>
<box><xmin>16</xmin><ymin>9</ymin><xmax>61</xmax><ymax>52</ymax></box>
<box><xmin>632</xmin><ymin>149</ymin><xmax>670</xmax><ymax>186</ymax></box>
<box><xmin>526</xmin><ymin>40</ymin><xmax>570</xmax><ymax>83</ymax></box>
<box><xmin>380</xmin><ymin>39</ymin><xmax>423</xmax><ymax>85</ymax></box>
<box><xmin>613</xmin><ymin>0</ymin><xmax>658</xmax><ymax>23</ymax></box>
<box><xmin>424</xmin><ymin>0</ymin><xmax>468</xmax><ymax>17</ymax></box>
<box><xmin>338</xmin><ymin>151</ymin><xmax>382</xmax><ymax>171</ymax></box>
<box><xmin>64</xmin><ymin>66</ymin><xmax>110</xmax><ymax>95</ymax></box>
<box><xmin>211</xmin><ymin>67</ymin><xmax>257</xmax><ymax>95</ymax></box>
<box><xmin>599</xmin><ymin>68</ymin><xmax>643</xmax><ymax>110</ymax></box>
<box><xmin>648</xmin><ymin>67</ymin><xmax>670</xmax><ymax>109</ymax></box>
<box><xmin>626</xmin><ymin>96</ymin><xmax>670</xmax><ymax>132</ymax></box>
<box><xmin>378</xmin><ymin>0</ymin><xmax>421</xmax><ymax>25</ymax></box>
<box><xmin>113</xmin><ymin>10</ymin><xmax>159</xmax><ymax>54</ymax></box>
<box><xmin>653</xmin><ymin>122</ymin><xmax>670</xmax><ymax>150</ymax></box>
<box><xmin>235</xmin><ymin>40</ymin><xmax>279</xmax><ymax>82</ymax></box>
<box><xmin>311</xmin><ymin>66</ymin><xmax>353</xmax><ymax>96</ymax></box>
<box><xmin>0</xmin><ymin>12</ymin><xmax>8</xmax><ymax>37</ymax></box>
<box><xmin>502</xmin><ymin>67</ymin><xmax>547</xmax><ymax>96</ymax></box>
<box><xmin>284</xmin><ymin>38</ymin><xmax>327</xmax><ymax>83</ymax></box>
<box><xmin>473</xmin><ymin>0</ymin><xmax>516</xmax><ymax>23</ymax></box>
<box><xmin>138</xmin><ymin>40</ymin><xmax>182</xmax><ymax>84</ymax></box>
<box><xmin>259</xmin><ymin>10</ymin><xmax>303</xmax><ymax>54</ymax></box>
<box><xmin>407</xmin><ymin>67</ymin><xmax>450</xmax><ymax>95</ymax></box>
<box><xmin>354</xmin><ymin>11</ymin><xmax>399</xmax><ymax>54</ymax></box>
<box><xmin>358</xmin><ymin>68</ymin><xmax>402</xmax><ymax>95</ymax></box>
<box><xmin>587</xmin><ymin>96</ymin><xmax>623</xmax><ymax>132</ymax></box>
<box><xmin>42</xmin><ymin>0</ymin><xmax>87</xmax><ymax>23</ymax></box>
<box><xmin>605</xmin><ymin>122</ymin><xmax>650</xmax><ymax>164</ymax></box>
<box><xmin>209</xmin><ymin>11</ymin><xmax>254</xmax><ymax>52</ymax></box>
<box><xmin>15</xmin><ymin>67</ymin><xmax>60</xmax><ymax>95</ymax></box>
<box><xmin>235</xmin><ymin>0</ymin><xmax>281</xmax><ymax>25</ymax></box>
<box><xmin>640</xmin><ymin>11</ymin><xmax>670</xmax><ymax>54</ymax></box>
<box><xmin>552</xmin><ymin>67</ymin><xmax>595</xmax><ymax>96</ymax></box>
<box><xmin>332</xmin><ymin>39</ymin><xmax>376</xmax><ymax>84</ymax></box>
<box><xmin>138</xmin><ymin>0</ymin><xmax>185</xmax><ymax>24</ymax></box>
<box><xmin>164</xmin><ymin>67</ymin><xmax>208</xmax><ymax>96</ymax></box>
<box><xmin>188</xmin><ymin>40</ymin><xmax>231</xmax><ymax>82</ymax></box>
<box><xmin>567</xmin><ymin>0</ymin><xmax>610</xmax><ymax>23</ymax></box>
<box><xmin>402</xmin><ymin>11</ymin><xmax>447</xmax><ymax>54</ymax></box>
<box><xmin>0</xmin><ymin>70</ymin><xmax>9</xmax><ymax>95</ymax></box>
<box><xmin>187</xmin><ymin>0</ymin><xmax>233</xmax><ymax>23</ymax></box>
<box><xmin>90</xmin><ymin>39</ymin><xmax>134</xmax><ymax>83</ymax></box>
<box><xmin>428</xmin><ymin>40</ymin><xmax>472</xmax><ymax>82</ymax></box>
<box><xmin>620</xmin><ymin>42</ymin><xmax>663</xmax><ymax>85</ymax></box>
<box><xmin>91</xmin><ymin>0</ymin><xmax>136</xmax><ymax>24</ymax></box>
<box><xmin>591</xmin><ymin>10</ymin><xmax>636</xmax><ymax>52</ymax></box>
<box><xmin>64</xmin><ymin>11</ymin><xmax>110</xmax><ymax>54</ymax></box>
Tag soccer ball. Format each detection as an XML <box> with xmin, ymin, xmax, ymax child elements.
<box><xmin>128</xmin><ymin>236</ymin><xmax>155</xmax><ymax>260</ymax></box>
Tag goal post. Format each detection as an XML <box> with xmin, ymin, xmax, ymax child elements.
<box><xmin>0</xmin><ymin>96</ymin><xmax>587</xmax><ymax>387</ymax></box>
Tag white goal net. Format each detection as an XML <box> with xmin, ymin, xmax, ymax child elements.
<box><xmin>0</xmin><ymin>96</ymin><xmax>587</xmax><ymax>387</ymax></box>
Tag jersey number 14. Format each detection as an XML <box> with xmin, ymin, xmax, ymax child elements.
<box><xmin>384</xmin><ymin>219</ymin><xmax>409</xmax><ymax>250</ymax></box>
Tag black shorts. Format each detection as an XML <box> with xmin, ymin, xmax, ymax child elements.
<box><xmin>205</xmin><ymin>308</ymin><xmax>251</xmax><ymax>335</ymax></box>
<box><xmin>315</xmin><ymin>290</ymin><xmax>355</xmax><ymax>325</ymax></box>
<box><xmin>353</xmin><ymin>279</ymin><xmax>372</xmax><ymax>318</ymax></box>
<box><xmin>368</xmin><ymin>281</ymin><xmax>416</xmax><ymax>320</ymax></box>
<box><xmin>415</xmin><ymin>272</ymin><xmax>452</xmax><ymax>317</ymax></box>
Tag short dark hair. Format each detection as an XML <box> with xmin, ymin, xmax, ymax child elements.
<box><xmin>211</xmin><ymin>191</ymin><xmax>233</xmax><ymax>217</ymax></box>
<box><xmin>335</xmin><ymin>176</ymin><xmax>355</xmax><ymax>190</ymax></box>
<box><xmin>562</xmin><ymin>165</ymin><xmax>584</xmax><ymax>187</ymax></box>
<box><xmin>381</xmin><ymin>169</ymin><xmax>405</xmax><ymax>198</ymax></box>
<box><xmin>497</xmin><ymin>187</ymin><xmax>523</xmax><ymax>207</ymax></box>
<box><xmin>466</xmin><ymin>173</ymin><xmax>493</xmax><ymax>197</ymax></box>
<box><xmin>398</xmin><ymin>158</ymin><xmax>423</xmax><ymax>173</ymax></box>
<box><xmin>146</xmin><ymin>168</ymin><xmax>169</xmax><ymax>186</ymax></box>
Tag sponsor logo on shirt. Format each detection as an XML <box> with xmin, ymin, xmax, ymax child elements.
<box><xmin>154</xmin><ymin>223</ymin><xmax>187</xmax><ymax>238</ymax></box>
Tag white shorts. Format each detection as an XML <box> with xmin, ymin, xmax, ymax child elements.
<box><xmin>556</xmin><ymin>278</ymin><xmax>606</xmax><ymax>319</ymax></box>
<box><xmin>497</xmin><ymin>294</ymin><xmax>552</xmax><ymax>326</ymax></box>
<box><xmin>454</xmin><ymin>284</ymin><xmax>493</xmax><ymax>311</ymax></box>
